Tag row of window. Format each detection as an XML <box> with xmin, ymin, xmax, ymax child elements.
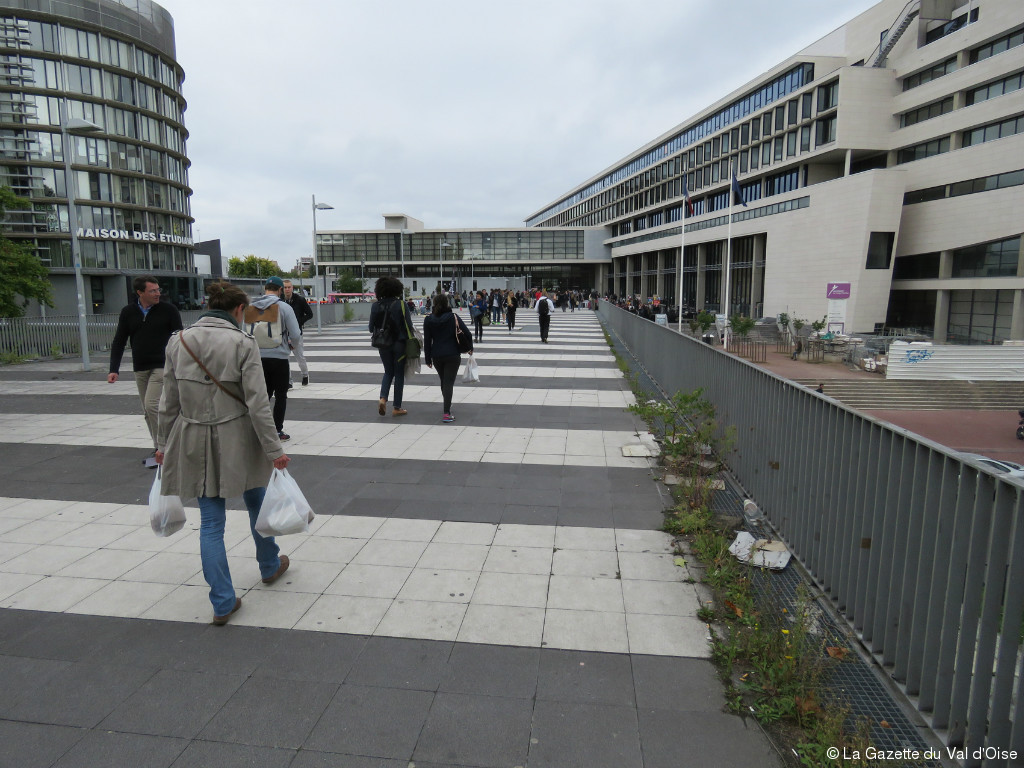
<box><xmin>897</xmin><ymin>69</ymin><xmax>1022</xmax><ymax>130</ymax></box>
<box><xmin>73</xmin><ymin>170</ymin><xmax>187</xmax><ymax>211</ymax></box>
<box><xmin>18</xmin><ymin>96</ymin><xmax>186</xmax><ymax>154</ymax></box>
<box><xmin>894</xmin><ymin>236</ymin><xmax>1022</xmax><ymax>279</ymax></box>
<box><xmin>898</xmin><ymin>114</ymin><xmax>1024</xmax><ymax>165</ymax></box>
<box><xmin>315</xmin><ymin>231</ymin><xmax>586</xmax><ymax>262</ymax></box>
<box><xmin>15</xmin><ymin>18</ymin><xmax>181</xmax><ymax>92</ymax></box>
<box><xmin>902</xmin><ymin>26</ymin><xmax>1024</xmax><ymax>93</ymax></box>
<box><xmin>903</xmin><ymin>168</ymin><xmax>1024</xmax><ymax>205</ymax></box>
<box><xmin>12</xmin><ymin>55</ymin><xmax>184</xmax><ymax>122</ymax></box>
<box><xmin>0</xmin><ymin>129</ymin><xmax>187</xmax><ymax>187</ymax></box>
<box><xmin>526</xmin><ymin>63</ymin><xmax>815</xmax><ymax>226</ymax></box>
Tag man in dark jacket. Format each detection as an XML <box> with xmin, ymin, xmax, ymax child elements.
<box><xmin>283</xmin><ymin>280</ymin><xmax>313</xmax><ymax>386</ymax></box>
<box><xmin>107</xmin><ymin>275</ymin><xmax>183</xmax><ymax>466</ymax></box>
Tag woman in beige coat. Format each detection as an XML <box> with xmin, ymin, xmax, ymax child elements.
<box><xmin>156</xmin><ymin>281</ymin><xmax>291</xmax><ymax>625</ymax></box>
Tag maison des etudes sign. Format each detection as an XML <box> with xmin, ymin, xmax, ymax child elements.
<box><xmin>76</xmin><ymin>227</ymin><xmax>194</xmax><ymax>246</ymax></box>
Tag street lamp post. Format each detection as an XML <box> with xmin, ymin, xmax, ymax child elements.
<box><xmin>59</xmin><ymin>105</ymin><xmax>103</xmax><ymax>372</ymax></box>
<box><xmin>311</xmin><ymin>195</ymin><xmax>333</xmax><ymax>334</ymax></box>
<box><xmin>439</xmin><ymin>241</ymin><xmax>453</xmax><ymax>293</ymax></box>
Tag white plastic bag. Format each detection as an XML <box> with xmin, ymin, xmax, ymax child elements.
<box><xmin>461</xmin><ymin>355</ymin><xmax>480</xmax><ymax>383</ymax></box>
<box><xmin>255</xmin><ymin>468</ymin><xmax>315</xmax><ymax>536</ymax></box>
<box><xmin>149</xmin><ymin>467</ymin><xmax>186</xmax><ymax>537</ymax></box>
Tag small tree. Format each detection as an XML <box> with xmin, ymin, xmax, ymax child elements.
<box><xmin>333</xmin><ymin>270</ymin><xmax>363</xmax><ymax>293</ymax></box>
<box><xmin>692</xmin><ymin>310</ymin><xmax>715</xmax><ymax>335</ymax></box>
<box><xmin>792</xmin><ymin>316</ymin><xmax>806</xmax><ymax>335</ymax></box>
<box><xmin>729</xmin><ymin>314</ymin><xmax>755</xmax><ymax>339</ymax></box>
<box><xmin>228</xmin><ymin>255</ymin><xmax>281</xmax><ymax>278</ymax></box>
<box><xmin>811</xmin><ymin>315</ymin><xmax>827</xmax><ymax>334</ymax></box>
<box><xmin>0</xmin><ymin>186</ymin><xmax>53</xmax><ymax>318</ymax></box>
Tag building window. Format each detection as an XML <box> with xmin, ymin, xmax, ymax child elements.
<box><xmin>765</xmin><ymin>169</ymin><xmax>799</xmax><ymax>196</ymax></box>
<box><xmin>962</xmin><ymin>114</ymin><xmax>1024</xmax><ymax>147</ymax></box>
<box><xmin>903</xmin><ymin>57</ymin><xmax>957</xmax><ymax>91</ymax></box>
<box><xmin>801</xmin><ymin>92</ymin><xmax>813</xmax><ymax>120</ymax></box>
<box><xmin>815</xmin><ymin>115</ymin><xmax>836</xmax><ymax>146</ymax></box>
<box><xmin>896</xmin><ymin>137</ymin><xmax>950</xmax><ymax>164</ymax></box>
<box><xmin>900</xmin><ymin>97</ymin><xmax>954</xmax><ymax>127</ymax></box>
<box><xmin>970</xmin><ymin>26</ymin><xmax>1024</xmax><ymax>64</ymax></box>
<box><xmin>866</xmin><ymin>232</ymin><xmax>895</xmax><ymax>269</ymax></box>
<box><xmin>903</xmin><ymin>185</ymin><xmax>947</xmax><ymax>205</ymax></box>
<box><xmin>951</xmin><ymin>236</ymin><xmax>1021</xmax><ymax>278</ymax></box>
<box><xmin>924</xmin><ymin>7</ymin><xmax>978</xmax><ymax>45</ymax></box>
<box><xmin>749</xmin><ymin>146</ymin><xmax>759</xmax><ymax>170</ymax></box>
<box><xmin>750</xmin><ymin>119</ymin><xmax>760</xmax><ymax>142</ymax></box>
<box><xmin>774</xmin><ymin>105</ymin><xmax>786</xmax><ymax>132</ymax></box>
<box><xmin>967</xmin><ymin>71</ymin><xmax>1024</xmax><ymax>105</ymax></box>
<box><xmin>773</xmin><ymin>136</ymin><xmax>784</xmax><ymax>161</ymax></box>
<box><xmin>893</xmin><ymin>252</ymin><xmax>940</xmax><ymax>279</ymax></box>
<box><xmin>948</xmin><ymin>289</ymin><xmax>1015</xmax><ymax>344</ymax></box>
<box><xmin>786</xmin><ymin>131</ymin><xmax>797</xmax><ymax>156</ymax></box>
<box><xmin>800</xmin><ymin>125</ymin><xmax>811</xmax><ymax>152</ymax></box>
<box><xmin>817</xmin><ymin>80</ymin><xmax>838</xmax><ymax>112</ymax></box>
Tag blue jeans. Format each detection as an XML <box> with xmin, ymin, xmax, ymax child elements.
<box><xmin>198</xmin><ymin>488</ymin><xmax>281</xmax><ymax>616</ymax></box>
<box><xmin>378</xmin><ymin>341</ymin><xmax>405</xmax><ymax>407</ymax></box>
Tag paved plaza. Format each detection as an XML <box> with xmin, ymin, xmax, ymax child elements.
<box><xmin>0</xmin><ymin>309</ymin><xmax>781</xmax><ymax>767</ymax></box>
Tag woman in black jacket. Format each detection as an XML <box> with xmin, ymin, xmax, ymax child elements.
<box><xmin>368</xmin><ymin>276</ymin><xmax>411</xmax><ymax>416</ymax></box>
<box><xmin>423</xmin><ymin>293</ymin><xmax>472</xmax><ymax>423</ymax></box>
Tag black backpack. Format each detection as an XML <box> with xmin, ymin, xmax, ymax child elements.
<box><xmin>370</xmin><ymin>301</ymin><xmax>396</xmax><ymax>349</ymax></box>
<box><xmin>538</xmin><ymin>298</ymin><xmax>550</xmax><ymax>316</ymax></box>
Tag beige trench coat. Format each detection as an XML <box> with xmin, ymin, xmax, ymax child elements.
<box><xmin>158</xmin><ymin>315</ymin><xmax>284</xmax><ymax>499</ymax></box>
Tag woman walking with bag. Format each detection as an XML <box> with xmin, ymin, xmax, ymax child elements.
<box><xmin>505</xmin><ymin>289</ymin><xmax>517</xmax><ymax>334</ymax></box>
<box><xmin>369</xmin><ymin>276</ymin><xmax>410</xmax><ymax>416</ymax></box>
<box><xmin>156</xmin><ymin>280</ymin><xmax>291</xmax><ymax>626</ymax></box>
<box><xmin>423</xmin><ymin>293</ymin><xmax>473</xmax><ymax>423</ymax></box>
<box><xmin>471</xmin><ymin>290</ymin><xmax>487</xmax><ymax>343</ymax></box>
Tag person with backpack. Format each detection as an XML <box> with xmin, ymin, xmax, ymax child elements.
<box><xmin>246</xmin><ymin>276</ymin><xmax>302</xmax><ymax>441</ymax></box>
<box><xmin>369</xmin><ymin>276</ymin><xmax>412</xmax><ymax>417</ymax></box>
<box><xmin>283</xmin><ymin>279</ymin><xmax>313</xmax><ymax>387</ymax></box>
<box><xmin>536</xmin><ymin>290</ymin><xmax>555</xmax><ymax>343</ymax></box>
<box><xmin>470</xmin><ymin>290</ymin><xmax>487</xmax><ymax>343</ymax></box>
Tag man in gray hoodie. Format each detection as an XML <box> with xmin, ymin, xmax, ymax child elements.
<box><xmin>249</xmin><ymin>276</ymin><xmax>302</xmax><ymax>441</ymax></box>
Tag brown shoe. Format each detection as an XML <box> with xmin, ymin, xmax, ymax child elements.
<box><xmin>392</xmin><ymin>408</ymin><xmax>408</xmax><ymax>416</ymax></box>
<box><xmin>378</xmin><ymin>398</ymin><xmax>386</xmax><ymax>416</ymax></box>
<box><xmin>212</xmin><ymin>597</ymin><xmax>242</xmax><ymax>625</ymax></box>
<box><xmin>262</xmin><ymin>555</ymin><xmax>290</xmax><ymax>585</ymax></box>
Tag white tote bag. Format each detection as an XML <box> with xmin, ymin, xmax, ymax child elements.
<box><xmin>461</xmin><ymin>355</ymin><xmax>480</xmax><ymax>383</ymax></box>
<box><xmin>255</xmin><ymin>468</ymin><xmax>315</xmax><ymax>536</ymax></box>
<box><xmin>149</xmin><ymin>467</ymin><xmax>186</xmax><ymax>537</ymax></box>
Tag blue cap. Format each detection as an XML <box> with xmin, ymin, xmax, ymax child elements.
<box><xmin>265</xmin><ymin>276</ymin><xmax>285</xmax><ymax>289</ymax></box>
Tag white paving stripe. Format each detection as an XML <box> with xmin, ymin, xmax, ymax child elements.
<box><xmin>0</xmin><ymin>413</ymin><xmax>653</xmax><ymax>467</ymax></box>
<box><xmin>306</xmin><ymin>363</ymin><xmax>622</xmax><ymax>377</ymax></box>
<box><xmin>0</xmin><ymin>380</ymin><xmax>635</xmax><ymax>407</ymax></box>
<box><xmin>299</xmin><ymin>349</ymin><xmax>615</xmax><ymax>362</ymax></box>
<box><xmin>0</xmin><ymin>496</ymin><xmax>711</xmax><ymax>657</ymax></box>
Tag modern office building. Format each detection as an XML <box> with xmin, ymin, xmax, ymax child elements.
<box><xmin>0</xmin><ymin>0</ymin><xmax>195</xmax><ymax>316</ymax></box>
<box><xmin>528</xmin><ymin>0</ymin><xmax>1024</xmax><ymax>342</ymax></box>
<box><xmin>316</xmin><ymin>214</ymin><xmax>609</xmax><ymax>297</ymax></box>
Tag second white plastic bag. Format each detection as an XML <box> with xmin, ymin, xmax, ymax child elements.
<box><xmin>461</xmin><ymin>355</ymin><xmax>480</xmax><ymax>383</ymax></box>
<box><xmin>255</xmin><ymin>468</ymin><xmax>315</xmax><ymax>536</ymax></box>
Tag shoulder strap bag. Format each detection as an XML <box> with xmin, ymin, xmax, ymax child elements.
<box><xmin>399</xmin><ymin>300</ymin><xmax>421</xmax><ymax>362</ymax></box>
<box><xmin>178</xmin><ymin>332</ymin><xmax>247</xmax><ymax>406</ymax></box>
<box><xmin>454</xmin><ymin>314</ymin><xmax>473</xmax><ymax>353</ymax></box>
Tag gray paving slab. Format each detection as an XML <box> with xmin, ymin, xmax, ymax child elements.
<box><xmin>0</xmin><ymin>313</ymin><xmax>784</xmax><ymax>768</ymax></box>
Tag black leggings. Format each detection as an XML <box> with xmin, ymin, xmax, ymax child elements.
<box><xmin>261</xmin><ymin>357</ymin><xmax>289</xmax><ymax>432</ymax></box>
<box><xmin>473</xmin><ymin>315</ymin><xmax>484</xmax><ymax>341</ymax></box>
<box><xmin>433</xmin><ymin>354</ymin><xmax>460</xmax><ymax>413</ymax></box>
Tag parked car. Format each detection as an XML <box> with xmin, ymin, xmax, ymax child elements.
<box><xmin>957</xmin><ymin>453</ymin><xmax>1024</xmax><ymax>479</ymax></box>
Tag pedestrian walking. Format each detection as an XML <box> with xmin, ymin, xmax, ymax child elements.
<box><xmin>155</xmin><ymin>280</ymin><xmax>291</xmax><ymax>626</ymax></box>
<box><xmin>505</xmin><ymin>289</ymin><xmax>517</xmax><ymax>334</ymax></box>
<box><xmin>423</xmin><ymin>293</ymin><xmax>472</xmax><ymax>423</ymax></box>
<box><xmin>471</xmin><ymin>290</ymin><xmax>487</xmax><ymax>343</ymax></box>
<box><xmin>283</xmin><ymin>279</ymin><xmax>313</xmax><ymax>387</ymax></box>
<box><xmin>369</xmin><ymin>276</ymin><xmax>411</xmax><ymax>417</ymax></box>
<box><xmin>489</xmin><ymin>289</ymin><xmax>501</xmax><ymax>324</ymax></box>
<box><xmin>247</xmin><ymin>276</ymin><xmax>302</xmax><ymax>441</ymax></box>
<box><xmin>536</xmin><ymin>290</ymin><xmax>555</xmax><ymax>343</ymax></box>
<box><xmin>107</xmin><ymin>275</ymin><xmax>183</xmax><ymax>468</ymax></box>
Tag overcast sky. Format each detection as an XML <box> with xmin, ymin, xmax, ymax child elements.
<box><xmin>157</xmin><ymin>0</ymin><xmax>880</xmax><ymax>270</ymax></box>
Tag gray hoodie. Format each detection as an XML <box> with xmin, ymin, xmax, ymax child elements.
<box><xmin>250</xmin><ymin>293</ymin><xmax>302</xmax><ymax>360</ymax></box>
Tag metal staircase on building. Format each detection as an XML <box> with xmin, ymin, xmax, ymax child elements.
<box><xmin>793</xmin><ymin>379</ymin><xmax>1024</xmax><ymax>410</ymax></box>
<box><xmin>870</xmin><ymin>0</ymin><xmax>922</xmax><ymax>67</ymax></box>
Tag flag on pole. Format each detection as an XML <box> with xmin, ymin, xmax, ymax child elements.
<box><xmin>731</xmin><ymin>169</ymin><xmax>748</xmax><ymax>207</ymax></box>
<box><xmin>682</xmin><ymin>172</ymin><xmax>694</xmax><ymax>216</ymax></box>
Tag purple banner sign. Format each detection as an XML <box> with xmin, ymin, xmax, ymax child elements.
<box><xmin>826</xmin><ymin>282</ymin><xmax>851</xmax><ymax>299</ymax></box>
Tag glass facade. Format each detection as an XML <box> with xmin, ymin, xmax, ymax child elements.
<box><xmin>0</xmin><ymin>2</ymin><xmax>193</xmax><ymax>291</ymax></box>
<box><xmin>316</xmin><ymin>230</ymin><xmax>584</xmax><ymax>264</ymax></box>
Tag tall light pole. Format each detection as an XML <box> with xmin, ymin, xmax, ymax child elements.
<box><xmin>311</xmin><ymin>195</ymin><xmax>333</xmax><ymax>334</ymax></box>
<box><xmin>439</xmin><ymin>240</ymin><xmax>453</xmax><ymax>293</ymax></box>
<box><xmin>60</xmin><ymin>106</ymin><xmax>103</xmax><ymax>372</ymax></box>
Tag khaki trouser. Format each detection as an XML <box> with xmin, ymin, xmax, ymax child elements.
<box><xmin>135</xmin><ymin>368</ymin><xmax>164</xmax><ymax>450</ymax></box>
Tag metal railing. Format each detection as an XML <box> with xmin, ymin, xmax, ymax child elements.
<box><xmin>599</xmin><ymin>303</ymin><xmax>1023</xmax><ymax>765</ymax></box>
<box><xmin>0</xmin><ymin>303</ymin><xmax>366</xmax><ymax>360</ymax></box>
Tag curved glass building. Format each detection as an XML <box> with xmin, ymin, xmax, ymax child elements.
<box><xmin>0</xmin><ymin>0</ymin><xmax>194</xmax><ymax>315</ymax></box>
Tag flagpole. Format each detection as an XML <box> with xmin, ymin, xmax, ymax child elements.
<box><xmin>724</xmin><ymin>158</ymin><xmax>733</xmax><ymax>351</ymax></box>
<box><xmin>677</xmin><ymin>159</ymin><xmax>687</xmax><ymax>334</ymax></box>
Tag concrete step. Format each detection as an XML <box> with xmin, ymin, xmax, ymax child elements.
<box><xmin>793</xmin><ymin>379</ymin><xmax>1024</xmax><ymax>410</ymax></box>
